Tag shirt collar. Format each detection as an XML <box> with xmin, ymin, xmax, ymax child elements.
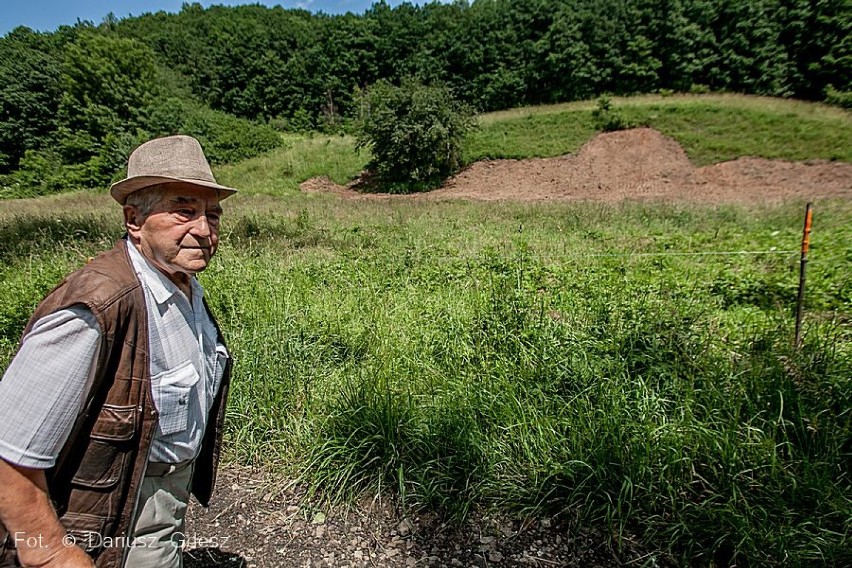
<box><xmin>125</xmin><ymin>239</ymin><xmax>203</xmax><ymax>306</ymax></box>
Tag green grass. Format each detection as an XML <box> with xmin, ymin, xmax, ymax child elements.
<box><xmin>467</xmin><ymin>95</ymin><xmax>852</xmax><ymax>165</ymax></box>
<box><xmin>214</xmin><ymin>133</ymin><xmax>368</xmax><ymax>196</ymax></box>
<box><xmin>1</xmin><ymin>94</ymin><xmax>851</xmax><ymax>565</ymax></box>
<box><xmin>204</xmin><ymin>94</ymin><xmax>852</xmax><ymax>197</ymax></box>
<box><xmin>1</xmin><ymin>196</ymin><xmax>849</xmax><ymax>565</ymax></box>
<box><xmin>164</xmin><ymin>94</ymin><xmax>852</xmax><ymax>197</ymax></box>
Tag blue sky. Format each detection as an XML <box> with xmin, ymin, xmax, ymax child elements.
<box><xmin>1</xmin><ymin>1</ymin><xmax>433</xmax><ymax>36</ymax></box>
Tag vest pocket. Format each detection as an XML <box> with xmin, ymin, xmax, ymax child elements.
<box><xmin>70</xmin><ymin>404</ymin><xmax>137</xmax><ymax>489</ymax></box>
<box><xmin>62</xmin><ymin>511</ymin><xmax>110</xmax><ymax>551</ymax></box>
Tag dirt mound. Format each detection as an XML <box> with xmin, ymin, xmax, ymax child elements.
<box><xmin>300</xmin><ymin>128</ymin><xmax>852</xmax><ymax>203</ymax></box>
<box><xmin>299</xmin><ymin>175</ymin><xmax>352</xmax><ymax>197</ymax></box>
<box><xmin>688</xmin><ymin>157</ymin><xmax>852</xmax><ymax>202</ymax></box>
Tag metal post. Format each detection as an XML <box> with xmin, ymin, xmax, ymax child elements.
<box><xmin>794</xmin><ymin>203</ymin><xmax>813</xmax><ymax>349</ymax></box>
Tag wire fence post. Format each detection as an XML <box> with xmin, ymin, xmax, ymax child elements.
<box><xmin>794</xmin><ymin>203</ymin><xmax>813</xmax><ymax>350</ymax></box>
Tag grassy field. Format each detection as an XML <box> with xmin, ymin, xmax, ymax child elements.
<box><xmin>211</xmin><ymin>93</ymin><xmax>852</xmax><ymax>198</ymax></box>
<box><xmin>466</xmin><ymin>95</ymin><xmax>852</xmax><ymax>165</ymax></box>
<box><xmin>1</xmin><ymin>95</ymin><xmax>850</xmax><ymax>565</ymax></box>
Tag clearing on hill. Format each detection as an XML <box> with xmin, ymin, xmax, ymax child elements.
<box><xmin>301</xmin><ymin>128</ymin><xmax>852</xmax><ymax>202</ymax></box>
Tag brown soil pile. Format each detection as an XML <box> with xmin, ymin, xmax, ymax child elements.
<box><xmin>301</xmin><ymin>128</ymin><xmax>852</xmax><ymax>203</ymax></box>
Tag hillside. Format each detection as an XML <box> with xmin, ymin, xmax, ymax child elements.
<box><xmin>302</xmin><ymin>127</ymin><xmax>852</xmax><ymax>203</ymax></box>
<box><xmin>2</xmin><ymin>1</ymin><xmax>850</xmax><ymax>198</ymax></box>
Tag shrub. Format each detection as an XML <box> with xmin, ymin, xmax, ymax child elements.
<box><xmin>179</xmin><ymin>104</ymin><xmax>281</xmax><ymax>164</ymax></box>
<box><xmin>689</xmin><ymin>83</ymin><xmax>711</xmax><ymax>94</ymax></box>
<box><xmin>356</xmin><ymin>78</ymin><xmax>475</xmax><ymax>193</ymax></box>
<box><xmin>592</xmin><ymin>95</ymin><xmax>631</xmax><ymax>132</ymax></box>
<box><xmin>825</xmin><ymin>84</ymin><xmax>852</xmax><ymax>109</ymax></box>
<box><xmin>2</xmin><ymin>97</ymin><xmax>282</xmax><ymax>197</ymax></box>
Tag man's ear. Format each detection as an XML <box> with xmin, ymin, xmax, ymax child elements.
<box><xmin>123</xmin><ymin>205</ymin><xmax>143</xmax><ymax>237</ymax></box>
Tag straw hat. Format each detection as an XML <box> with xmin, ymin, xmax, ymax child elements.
<box><xmin>110</xmin><ymin>135</ymin><xmax>238</xmax><ymax>204</ymax></box>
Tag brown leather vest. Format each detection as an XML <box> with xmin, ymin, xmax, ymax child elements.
<box><xmin>0</xmin><ymin>239</ymin><xmax>231</xmax><ymax>567</ymax></box>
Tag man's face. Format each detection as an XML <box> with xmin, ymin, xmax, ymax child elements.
<box><xmin>125</xmin><ymin>183</ymin><xmax>223</xmax><ymax>279</ymax></box>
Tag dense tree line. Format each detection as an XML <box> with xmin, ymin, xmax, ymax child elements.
<box><xmin>113</xmin><ymin>0</ymin><xmax>849</xmax><ymax>119</ymax></box>
<box><xmin>1</xmin><ymin>0</ymin><xmax>849</xmax><ymax>195</ymax></box>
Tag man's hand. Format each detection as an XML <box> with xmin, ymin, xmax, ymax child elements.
<box><xmin>20</xmin><ymin>541</ymin><xmax>94</xmax><ymax>568</ymax></box>
<box><xmin>0</xmin><ymin>458</ymin><xmax>94</xmax><ymax>568</ymax></box>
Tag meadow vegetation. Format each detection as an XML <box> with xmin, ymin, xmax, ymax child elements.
<box><xmin>1</xmin><ymin>98</ymin><xmax>850</xmax><ymax>565</ymax></box>
<box><xmin>466</xmin><ymin>95</ymin><xmax>852</xmax><ymax>165</ymax></box>
<box><xmin>215</xmin><ymin>94</ymin><xmax>852</xmax><ymax>198</ymax></box>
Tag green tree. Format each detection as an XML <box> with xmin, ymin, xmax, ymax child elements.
<box><xmin>60</xmin><ymin>32</ymin><xmax>160</xmax><ymax>139</ymax></box>
<box><xmin>0</xmin><ymin>28</ymin><xmax>64</xmax><ymax>172</ymax></box>
<box><xmin>356</xmin><ymin>78</ymin><xmax>475</xmax><ymax>193</ymax></box>
<box><xmin>541</xmin><ymin>0</ymin><xmax>661</xmax><ymax>99</ymax></box>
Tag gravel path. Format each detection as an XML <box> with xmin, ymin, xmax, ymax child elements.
<box><xmin>184</xmin><ymin>465</ymin><xmax>671</xmax><ymax>568</ymax></box>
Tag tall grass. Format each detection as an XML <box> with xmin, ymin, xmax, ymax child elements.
<box><xmin>1</xmin><ymin>196</ymin><xmax>849</xmax><ymax>565</ymax></box>
<box><xmin>1</xmin><ymin>95</ymin><xmax>850</xmax><ymax>564</ymax></box>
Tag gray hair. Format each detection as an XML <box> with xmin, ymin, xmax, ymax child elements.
<box><xmin>124</xmin><ymin>184</ymin><xmax>170</xmax><ymax>221</ymax></box>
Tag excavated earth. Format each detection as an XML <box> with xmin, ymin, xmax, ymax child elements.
<box><xmin>186</xmin><ymin>129</ymin><xmax>850</xmax><ymax>567</ymax></box>
<box><xmin>300</xmin><ymin>128</ymin><xmax>852</xmax><ymax>203</ymax></box>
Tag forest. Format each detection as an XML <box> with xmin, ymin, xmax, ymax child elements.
<box><xmin>0</xmin><ymin>0</ymin><xmax>850</xmax><ymax>196</ymax></box>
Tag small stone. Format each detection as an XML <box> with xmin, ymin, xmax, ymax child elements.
<box><xmin>386</xmin><ymin>548</ymin><xmax>400</xmax><ymax>557</ymax></box>
<box><xmin>480</xmin><ymin>536</ymin><xmax>495</xmax><ymax>545</ymax></box>
<box><xmin>353</xmin><ymin>551</ymin><xmax>363</xmax><ymax>560</ymax></box>
<box><xmin>488</xmin><ymin>551</ymin><xmax>504</xmax><ymax>563</ymax></box>
<box><xmin>315</xmin><ymin>526</ymin><xmax>325</xmax><ymax>539</ymax></box>
<box><xmin>406</xmin><ymin>557</ymin><xmax>417</xmax><ymax>567</ymax></box>
<box><xmin>541</xmin><ymin>518</ymin><xmax>551</xmax><ymax>528</ymax></box>
<box><xmin>398</xmin><ymin>519</ymin><xmax>413</xmax><ymax>537</ymax></box>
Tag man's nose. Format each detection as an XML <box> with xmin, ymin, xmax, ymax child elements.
<box><xmin>189</xmin><ymin>214</ymin><xmax>212</xmax><ymax>238</ymax></box>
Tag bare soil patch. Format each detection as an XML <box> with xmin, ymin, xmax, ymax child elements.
<box><xmin>185</xmin><ymin>465</ymin><xmax>671</xmax><ymax>568</ymax></box>
<box><xmin>301</xmin><ymin>128</ymin><xmax>852</xmax><ymax>203</ymax></box>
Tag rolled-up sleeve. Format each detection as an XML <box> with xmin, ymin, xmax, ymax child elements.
<box><xmin>0</xmin><ymin>306</ymin><xmax>101</xmax><ymax>468</ymax></box>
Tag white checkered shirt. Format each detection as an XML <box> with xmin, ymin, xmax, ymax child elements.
<box><xmin>0</xmin><ymin>240</ymin><xmax>228</xmax><ymax>467</ymax></box>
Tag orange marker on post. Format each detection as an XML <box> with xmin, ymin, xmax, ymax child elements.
<box><xmin>794</xmin><ymin>203</ymin><xmax>813</xmax><ymax>349</ymax></box>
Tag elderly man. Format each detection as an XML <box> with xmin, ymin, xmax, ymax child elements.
<box><xmin>0</xmin><ymin>135</ymin><xmax>235</xmax><ymax>568</ymax></box>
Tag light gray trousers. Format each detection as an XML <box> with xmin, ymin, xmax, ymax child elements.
<box><xmin>124</xmin><ymin>460</ymin><xmax>194</xmax><ymax>568</ymax></box>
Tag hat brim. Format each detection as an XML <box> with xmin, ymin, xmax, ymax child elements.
<box><xmin>110</xmin><ymin>176</ymin><xmax>238</xmax><ymax>205</ymax></box>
